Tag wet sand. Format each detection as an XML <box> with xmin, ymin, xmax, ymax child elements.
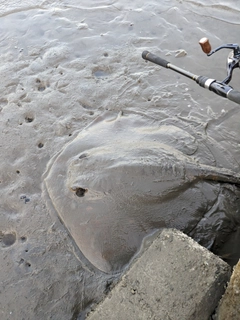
<box><xmin>1</xmin><ymin>1</ymin><xmax>240</xmax><ymax>319</ymax></box>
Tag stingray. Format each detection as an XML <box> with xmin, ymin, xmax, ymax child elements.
<box><xmin>43</xmin><ymin>112</ymin><xmax>240</xmax><ymax>273</ymax></box>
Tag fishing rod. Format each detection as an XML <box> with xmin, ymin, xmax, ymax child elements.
<box><xmin>142</xmin><ymin>38</ymin><xmax>240</xmax><ymax>105</ymax></box>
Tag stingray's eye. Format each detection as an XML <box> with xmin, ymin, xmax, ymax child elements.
<box><xmin>75</xmin><ymin>187</ymin><xmax>88</xmax><ymax>197</ymax></box>
<box><xmin>79</xmin><ymin>153</ymin><xmax>89</xmax><ymax>159</ymax></box>
<box><xmin>70</xmin><ymin>187</ymin><xmax>88</xmax><ymax>197</ymax></box>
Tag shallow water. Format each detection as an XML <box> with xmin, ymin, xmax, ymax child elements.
<box><xmin>1</xmin><ymin>0</ymin><xmax>240</xmax><ymax>318</ymax></box>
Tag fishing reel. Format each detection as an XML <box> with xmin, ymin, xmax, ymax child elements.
<box><xmin>199</xmin><ymin>37</ymin><xmax>240</xmax><ymax>85</ymax></box>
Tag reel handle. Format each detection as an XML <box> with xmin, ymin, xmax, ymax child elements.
<box><xmin>199</xmin><ymin>38</ymin><xmax>240</xmax><ymax>84</ymax></box>
<box><xmin>199</xmin><ymin>38</ymin><xmax>212</xmax><ymax>54</ymax></box>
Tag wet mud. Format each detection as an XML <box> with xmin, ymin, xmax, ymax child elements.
<box><xmin>1</xmin><ymin>0</ymin><xmax>240</xmax><ymax>319</ymax></box>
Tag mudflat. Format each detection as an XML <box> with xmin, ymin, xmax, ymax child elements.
<box><xmin>1</xmin><ymin>1</ymin><xmax>240</xmax><ymax>319</ymax></box>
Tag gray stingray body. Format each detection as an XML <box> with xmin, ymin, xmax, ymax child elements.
<box><xmin>43</xmin><ymin>112</ymin><xmax>240</xmax><ymax>273</ymax></box>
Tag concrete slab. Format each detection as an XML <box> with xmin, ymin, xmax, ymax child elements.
<box><xmin>86</xmin><ymin>229</ymin><xmax>231</xmax><ymax>320</ymax></box>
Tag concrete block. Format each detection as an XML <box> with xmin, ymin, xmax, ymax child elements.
<box><xmin>86</xmin><ymin>229</ymin><xmax>231</xmax><ymax>320</ymax></box>
<box><xmin>216</xmin><ymin>260</ymin><xmax>240</xmax><ymax>320</ymax></box>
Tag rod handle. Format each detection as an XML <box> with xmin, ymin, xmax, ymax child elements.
<box><xmin>227</xmin><ymin>89</ymin><xmax>240</xmax><ymax>105</ymax></box>
<box><xmin>142</xmin><ymin>51</ymin><xmax>169</xmax><ymax>68</ymax></box>
<box><xmin>197</xmin><ymin>76</ymin><xmax>240</xmax><ymax>105</ymax></box>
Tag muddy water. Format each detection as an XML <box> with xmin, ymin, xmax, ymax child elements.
<box><xmin>1</xmin><ymin>0</ymin><xmax>240</xmax><ymax>319</ymax></box>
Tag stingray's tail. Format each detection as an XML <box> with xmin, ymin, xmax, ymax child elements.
<box><xmin>189</xmin><ymin>163</ymin><xmax>240</xmax><ymax>186</ymax></box>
